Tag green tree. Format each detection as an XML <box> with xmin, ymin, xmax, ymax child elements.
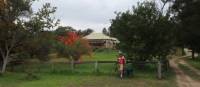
<box><xmin>172</xmin><ymin>0</ymin><xmax>200</xmax><ymax>59</ymax></box>
<box><xmin>102</xmin><ymin>28</ymin><xmax>109</xmax><ymax>36</ymax></box>
<box><xmin>110</xmin><ymin>1</ymin><xmax>175</xmax><ymax>61</ymax></box>
<box><xmin>55</xmin><ymin>26</ymin><xmax>93</xmax><ymax>37</ymax></box>
<box><xmin>54</xmin><ymin>26</ymin><xmax>76</xmax><ymax>36</ymax></box>
<box><xmin>0</xmin><ymin>0</ymin><xmax>32</xmax><ymax>74</ymax></box>
<box><xmin>24</xmin><ymin>3</ymin><xmax>59</xmax><ymax>61</ymax></box>
<box><xmin>55</xmin><ymin>32</ymin><xmax>92</xmax><ymax>61</ymax></box>
<box><xmin>0</xmin><ymin>0</ymin><xmax>59</xmax><ymax>74</ymax></box>
<box><xmin>77</xmin><ymin>28</ymin><xmax>94</xmax><ymax>37</ymax></box>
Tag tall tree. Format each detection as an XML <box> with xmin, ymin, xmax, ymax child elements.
<box><xmin>0</xmin><ymin>0</ymin><xmax>59</xmax><ymax>74</ymax></box>
<box><xmin>0</xmin><ymin>0</ymin><xmax>32</xmax><ymax>74</ymax></box>
<box><xmin>110</xmin><ymin>1</ymin><xmax>175</xmax><ymax>61</ymax></box>
<box><xmin>102</xmin><ymin>28</ymin><xmax>109</xmax><ymax>36</ymax></box>
<box><xmin>172</xmin><ymin>0</ymin><xmax>200</xmax><ymax>59</ymax></box>
<box><xmin>55</xmin><ymin>32</ymin><xmax>92</xmax><ymax>61</ymax></box>
<box><xmin>55</xmin><ymin>26</ymin><xmax>76</xmax><ymax>36</ymax></box>
<box><xmin>77</xmin><ymin>28</ymin><xmax>94</xmax><ymax>37</ymax></box>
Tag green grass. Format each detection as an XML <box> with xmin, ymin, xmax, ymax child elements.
<box><xmin>185</xmin><ymin>58</ymin><xmax>200</xmax><ymax>70</ymax></box>
<box><xmin>50</xmin><ymin>50</ymin><xmax>118</xmax><ymax>62</ymax></box>
<box><xmin>0</xmin><ymin>72</ymin><xmax>176</xmax><ymax>87</ymax></box>
<box><xmin>0</xmin><ymin>51</ymin><xmax>177</xmax><ymax>87</ymax></box>
<box><xmin>83</xmin><ymin>50</ymin><xmax>118</xmax><ymax>61</ymax></box>
<box><xmin>178</xmin><ymin>63</ymin><xmax>200</xmax><ymax>81</ymax></box>
<box><xmin>0</xmin><ymin>64</ymin><xmax>177</xmax><ymax>87</ymax></box>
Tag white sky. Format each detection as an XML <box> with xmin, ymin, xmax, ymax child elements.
<box><xmin>32</xmin><ymin>0</ymin><xmax>144</xmax><ymax>32</ymax></box>
<box><xmin>32</xmin><ymin>0</ymin><xmax>167</xmax><ymax>32</ymax></box>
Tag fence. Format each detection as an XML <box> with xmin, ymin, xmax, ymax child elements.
<box><xmin>68</xmin><ymin>60</ymin><xmax>164</xmax><ymax>79</ymax></box>
<box><xmin>8</xmin><ymin>60</ymin><xmax>166</xmax><ymax>79</ymax></box>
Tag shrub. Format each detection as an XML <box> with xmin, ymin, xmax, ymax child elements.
<box><xmin>55</xmin><ymin>32</ymin><xmax>92</xmax><ymax>61</ymax></box>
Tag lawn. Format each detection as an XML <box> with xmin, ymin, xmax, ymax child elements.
<box><xmin>185</xmin><ymin>57</ymin><xmax>200</xmax><ymax>70</ymax></box>
<box><xmin>82</xmin><ymin>49</ymin><xmax>118</xmax><ymax>61</ymax></box>
<box><xmin>49</xmin><ymin>50</ymin><xmax>118</xmax><ymax>62</ymax></box>
<box><xmin>0</xmin><ymin>50</ymin><xmax>177</xmax><ymax>87</ymax></box>
<box><xmin>178</xmin><ymin>63</ymin><xmax>200</xmax><ymax>81</ymax></box>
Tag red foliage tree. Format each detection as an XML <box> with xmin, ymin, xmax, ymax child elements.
<box><xmin>57</xmin><ymin>32</ymin><xmax>92</xmax><ymax>61</ymax></box>
<box><xmin>57</xmin><ymin>32</ymin><xmax>79</xmax><ymax>45</ymax></box>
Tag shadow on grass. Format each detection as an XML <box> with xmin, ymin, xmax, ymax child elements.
<box><xmin>184</xmin><ymin>57</ymin><xmax>200</xmax><ymax>70</ymax></box>
<box><xmin>178</xmin><ymin>63</ymin><xmax>200</xmax><ymax>81</ymax></box>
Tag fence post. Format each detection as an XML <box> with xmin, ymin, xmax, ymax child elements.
<box><xmin>51</xmin><ymin>63</ymin><xmax>55</xmax><ymax>72</ymax></box>
<box><xmin>94</xmin><ymin>61</ymin><xmax>99</xmax><ymax>72</ymax></box>
<box><xmin>157</xmin><ymin>61</ymin><xmax>162</xmax><ymax>79</ymax></box>
<box><xmin>71</xmin><ymin>59</ymin><xmax>74</xmax><ymax>72</ymax></box>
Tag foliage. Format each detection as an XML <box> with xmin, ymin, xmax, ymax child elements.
<box><xmin>110</xmin><ymin>1</ymin><xmax>176</xmax><ymax>61</ymax></box>
<box><xmin>54</xmin><ymin>26</ymin><xmax>76</xmax><ymax>36</ymax></box>
<box><xmin>102</xmin><ymin>28</ymin><xmax>109</xmax><ymax>36</ymax></box>
<box><xmin>21</xmin><ymin>2</ymin><xmax>59</xmax><ymax>61</ymax></box>
<box><xmin>77</xmin><ymin>28</ymin><xmax>94</xmax><ymax>37</ymax></box>
<box><xmin>172</xmin><ymin>0</ymin><xmax>200</xmax><ymax>58</ymax></box>
<box><xmin>0</xmin><ymin>0</ymin><xmax>59</xmax><ymax>73</ymax></box>
<box><xmin>55</xmin><ymin>32</ymin><xmax>92</xmax><ymax>61</ymax></box>
<box><xmin>57</xmin><ymin>32</ymin><xmax>80</xmax><ymax>45</ymax></box>
<box><xmin>55</xmin><ymin>26</ymin><xmax>93</xmax><ymax>37</ymax></box>
<box><xmin>0</xmin><ymin>0</ymin><xmax>32</xmax><ymax>73</ymax></box>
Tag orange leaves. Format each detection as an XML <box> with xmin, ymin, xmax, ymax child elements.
<box><xmin>56</xmin><ymin>32</ymin><xmax>92</xmax><ymax>61</ymax></box>
<box><xmin>57</xmin><ymin>32</ymin><xmax>79</xmax><ymax>45</ymax></box>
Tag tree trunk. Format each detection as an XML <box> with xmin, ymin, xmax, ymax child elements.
<box><xmin>71</xmin><ymin>60</ymin><xmax>74</xmax><ymax>71</ymax></box>
<box><xmin>182</xmin><ymin>47</ymin><xmax>185</xmax><ymax>56</ymax></box>
<box><xmin>0</xmin><ymin>57</ymin><xmax>3</xmax><ymax>70</ymax></box>
<box><xmin>1</xmin><ymin>57</ymin><xmax>8</xmax><ymax>74</ymax></box>
<box><xmin>157</xmin><ymin>61</ymin><xmax>162</xmax><ymax>79</ymax></box>
<box><xmin>192</xmin><ymin>50</ymin><xmax>195</xmax><ymax>60</ymax></box>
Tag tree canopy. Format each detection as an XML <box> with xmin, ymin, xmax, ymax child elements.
<box><xmin>55</xmin><ymin>32</ymin><xmax>92</xmax><ymax>61</ymax></box>
<box><xmin>110</xmin><ymin>1</ymin><xmax>176</xmax><ymax>61</ymax></box>
<box><xmin>172</xmin><ymin>0</ymin><xmax>200</xmax><ymax>58</ymax></box>
<box><xmin>102</xmin><ymin>28</ymin><xmax>109</xmax><ymax>36</ymax></box>
<box><xmin>0</xmin><ymin>0</ymin><xmax>59</xmax><ymax>74</ymax></box>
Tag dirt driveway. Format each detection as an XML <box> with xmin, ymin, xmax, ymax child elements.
<box><xmin>170</xmin><ymin>57</ymin><xmax>200</xmax><ymax>87</ymax></box>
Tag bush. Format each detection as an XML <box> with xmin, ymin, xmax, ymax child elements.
<box><xmin>55</xmin><ymin>32</ymin><xmax>92</xmax><ymax>61</ymax></box>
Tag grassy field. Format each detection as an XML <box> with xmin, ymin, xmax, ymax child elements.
<box><xmin>178</xmin><ymin>63</ymin><xmax>200</xmax><ymax>81</ymax></box>
<box><xmin>185</xmin><ymin>57</ymin><xmax>200</xmax><ymax>70</ymax></box>
<box><xmin>49</xmin><ymin>50</ymin><xmax>118</xmax><ymax>62</ymax></box>
<box><xmin>0</xmin><ymin>50</ymin><xmax>177</xmax><ymax>87</ymax></box>
<box><xmin>81</xmin><ymin>50</ymin><xmax>118</xmax><ymax>61</ymax></box>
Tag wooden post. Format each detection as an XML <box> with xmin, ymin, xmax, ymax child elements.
<box><xmin>157</xmin><ymin>61</ymin><xmax>162</xmax><ymax>79</ymax></box>
<box><xmin>51</xmin><ymin>63</ymin><xmax>55</xmax><ymax>72</ymax></box>
<box><xmin>94</xmin><ymin>61</ymin><xmax>98</xmax><ymax>72</ymax></box>
<box><xmin>192</xmin><ymin>50</ymin><xmax>195</xmax><ymax>59</ymax></box>
<box><xmin>71</xmin><ymin>59</ymin><xmax>74</xmax><ymax>71</ymax></box>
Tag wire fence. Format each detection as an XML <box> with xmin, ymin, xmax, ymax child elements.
<box><xmin>7</xmin><ymin>60</ymin><xmax>167</xmax><ymax>79</ymax></box>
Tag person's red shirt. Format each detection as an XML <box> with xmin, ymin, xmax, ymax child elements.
<box><xmin>118</xmin><ymin>56</ymin><xmax>126</xmax><ymax>64</ymax></box>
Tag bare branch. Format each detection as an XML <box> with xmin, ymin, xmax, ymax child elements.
<box><xmin>9</xmin><ymin>34</ymin><xmax>16</xmax><ymax>50</ymax></box>
<box><xmin>161</xmin><ymin>0</ymin><xmax>169</xmax><ymax>14</ymax></box>
<box><xmin>0</xmin><ymin>47</ymin><xmax>5</xmax><ymax>58</ymax></box>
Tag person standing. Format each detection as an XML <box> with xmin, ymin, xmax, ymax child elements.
<box><xmin>117</xmin><ymin>53</ymin><xmax>126</xmax><ymax>79</ymax></box>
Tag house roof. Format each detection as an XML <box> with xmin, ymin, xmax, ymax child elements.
<box><xmin>83</xmin><ymin>33</ymin><xmax>120</xmax><ymax>43</ymax></box>
<box><xmin>83</xmin><ymin>33</ymin><xmax>111</xmax><ymax>40</ymax></box>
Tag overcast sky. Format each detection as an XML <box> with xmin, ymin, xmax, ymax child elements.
<box><xmin>32</xmin><ymin>0</ymin><xmax>146</xmax><ymax>32</ymax></box>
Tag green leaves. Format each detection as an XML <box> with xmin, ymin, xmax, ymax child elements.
<box><xmin>110</xmin><ymin>1</ymin><xmax>175</xmax><ymax>61</ymax></box>
<box><xmin>172</xmin><ymin>0</ymin><xmax>200</xmax><ymax>53</ymax></box>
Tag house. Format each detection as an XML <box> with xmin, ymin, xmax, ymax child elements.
<box><xmin>83</xmin><ymin>33</ymin><xmax>119</xmax><ymax>49</ymax></box>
